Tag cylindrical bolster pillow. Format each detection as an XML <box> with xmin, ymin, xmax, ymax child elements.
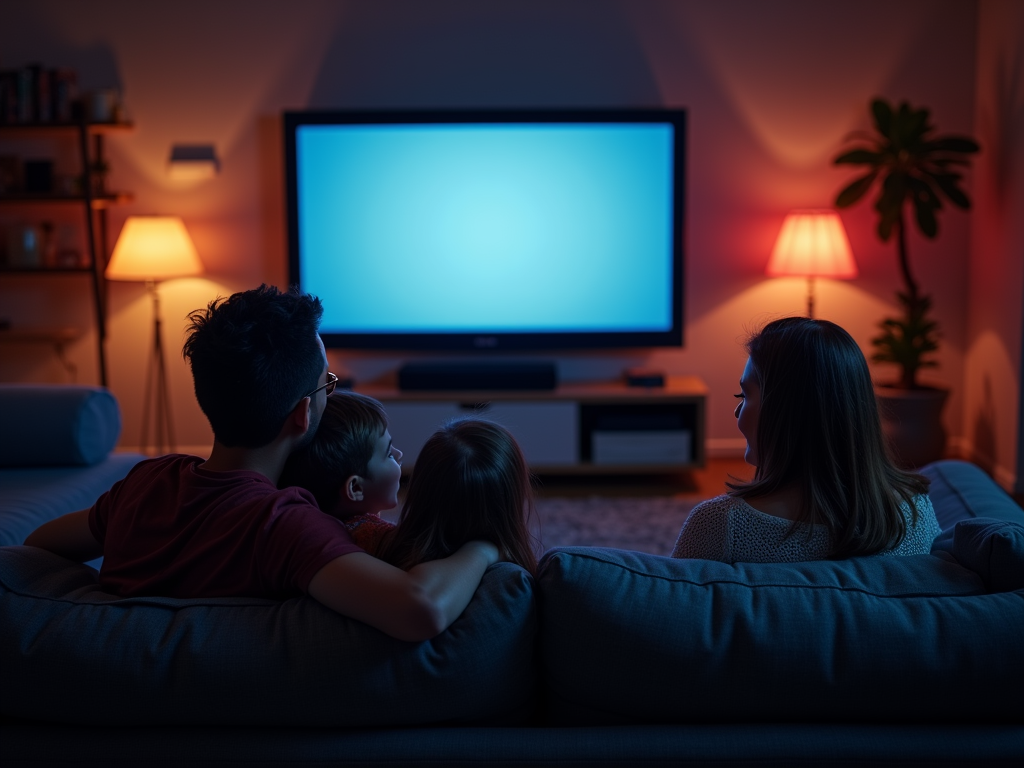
<box><xmin>0</xmin><ymin>385</ymin><xmax>121</xmax><ymax>467</ymax></box>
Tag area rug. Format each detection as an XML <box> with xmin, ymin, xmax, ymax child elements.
<box><xmin>530</xmin><ymin>496</ymin><xmax>696</xmax><ymax>556</ymax></box>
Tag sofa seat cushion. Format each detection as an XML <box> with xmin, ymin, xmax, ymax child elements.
<box><xmin>0</xmin><ymin>385</ymin><xmax>122</xmax><ymax>467</ymax></box>
<box><xmin>0</xmin><ymin>454</ymin><xmax>144</xmax><ymax>547</ymax></box>
<box><xmin>538</xmin><ymin>544</ymin><xmax>1023</xmax><ymax>726</ymax></box>
<box><xmin>0</xmin><ymin>547</ymin><xmax>538</xmax><ymax>728</ymax></box>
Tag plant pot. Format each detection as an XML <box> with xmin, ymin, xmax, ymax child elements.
<box><xmin>874</xmin><ymin>385</ymin><xmax>949</xmax><ymax>469</ymax></box>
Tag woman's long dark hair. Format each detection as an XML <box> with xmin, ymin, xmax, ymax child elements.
<box><xmin>728</xmin><ymin>317</ymin><xmax>929</xmax><ymax>558</ymax></box>
<box><xmin>375</xmin><ymin>418</ymin><xmax>538</xmax><ymax>576</ymax></box>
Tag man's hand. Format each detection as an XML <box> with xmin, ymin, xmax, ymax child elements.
<box><xmin>308</xmin><ymin>540</ymin><xmax>499</xmax><ymax>642</ymax></box>
<box><xmin>24</xmin><ymin>510</ymin><xmax>102</xmax><ymax>562</ymax></box>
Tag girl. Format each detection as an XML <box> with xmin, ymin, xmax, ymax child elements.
<box><xmin>376</xmin><ymin>417</ymin><xmax>538</xmax><ymax>576</ymax></box>
<box><xmin>672</xmin><ymin>317</ymin><xmax>940</xmax><ymax>563</ymax></box>
<box><xmin>281</xmin><ymin>393</ymin><xmax>537</xmax><ymax>575</ymax></box>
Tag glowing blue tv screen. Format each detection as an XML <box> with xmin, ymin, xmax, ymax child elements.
<box><xmin>284</xmin><ymin>110</ymin><xmax>685</xmax><ymax>350</ymax></box>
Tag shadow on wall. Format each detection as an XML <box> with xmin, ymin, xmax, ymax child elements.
<box><xmin>305</xmin><ymin>1</ymin><xmax>662</xmax><ymax>109</ymax></box>
<box><xmin>4</xmin><ymin>4</ymin><xmax>123</xmax><ymax>93</ymax></box>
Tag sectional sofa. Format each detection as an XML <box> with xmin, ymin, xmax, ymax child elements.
<box><xmin>2</xmin><ymin>385</ymin><xmax>1022</xmax><ymax>767</ymax></box>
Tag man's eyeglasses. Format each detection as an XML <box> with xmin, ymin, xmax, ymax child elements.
<box><xmin>303</xmin><ymin>372</ymin><xmax>338</xmax><ymax>400</ymax></box>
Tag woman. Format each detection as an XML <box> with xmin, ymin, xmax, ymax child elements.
<box><xmin>672</xmin><ymin>317</ymin><xmax>940</xmax><ymax>563</ymax></box>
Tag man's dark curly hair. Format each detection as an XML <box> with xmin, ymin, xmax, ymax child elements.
<box><xmin>182</xmin><ymin>284</ymin><xmax>324</xmax><ymax>448</ymax></box>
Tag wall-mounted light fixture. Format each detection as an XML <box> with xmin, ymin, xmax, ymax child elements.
<box><xmin>168</xmin><ymin>144</ymin><xmax>220</xmax><ymax>180</ymax></box>
<box><xmin>766</xmin><ymin>209</ymin><xmax>858</xmax><ymax>318</ymax></box>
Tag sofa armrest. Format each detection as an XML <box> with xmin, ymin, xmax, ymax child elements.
<box><xmin>0</xmin><ymin>385</ymin><xmax>122</xmax><ymax>467</ymax></box>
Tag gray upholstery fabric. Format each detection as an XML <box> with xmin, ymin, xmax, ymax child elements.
<box><xmin>537</xmin><ymin>542</ymin><xmax>1024</xmax><ymax>726</ymax></box>
<box><xmin>0</xmin><ymin>453</ymin><xmax>143</xmax><ymax>547</ymax></box>
<box><xmin>0</xmin><ymin>385</ymin><xmax>122</xmax><ymax>467</ymax></box>
<box><xmin>951</xmin><ymin>518</ymin><xmax>1024</xmax><ymax>592</ymax></box>
<box><xmin>923</xmin><ymin>459</ymin><xmax>1024</xmax><ymax>554</ymax></box>
<box><xmin>0</xmin><ymin>547</ymin><xmax>538</xmax><ymax>727</ymax></box>
<box><xmin>3</xmin><ymin>723</ymin><xmax>1024</xmax><ymax>768</ymax></box>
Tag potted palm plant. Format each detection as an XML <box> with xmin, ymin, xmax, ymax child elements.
<box><xmin>833</xmin><ymin>97</ymin><xmax>979</xmax><ymax>467</ymax></box>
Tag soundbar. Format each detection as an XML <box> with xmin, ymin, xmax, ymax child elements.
<box><xmin>398</xmin><ymin>361</ymin><xmax>558</xmax><ymax>391</ymax></box>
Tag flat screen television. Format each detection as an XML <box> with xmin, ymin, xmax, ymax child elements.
<box><xmin>284</xmin><ymin>108</ymin><xmax>685</xmax><ymax>351</ymax></box>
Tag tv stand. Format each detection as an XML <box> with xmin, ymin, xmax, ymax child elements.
<box><xmin>356</xmin><ymin>376</ymin><xmax>707</xmax><ymax>474</ymax></box>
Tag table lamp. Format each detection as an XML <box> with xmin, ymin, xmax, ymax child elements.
<box><xmin>106</xmin><ymin>216</ymin><xmax>203</xmax><ymax>454</ymax></box>
<box><xmin>766</xmin><ymin>209</ymin><xmax>857</xmax><ymax>318</ymax></box>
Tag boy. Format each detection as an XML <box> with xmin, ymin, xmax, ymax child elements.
<box><xmin>279</xmin><ymin>390</ymin><xmax>401</xmax><ymax>554</ymax></box>
<box><xmin>25</xmin><ymin>285</ymin><xmax>497</xmax><ymax>642</ymax></box>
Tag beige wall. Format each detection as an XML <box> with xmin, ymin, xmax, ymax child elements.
<box><xmin>963</xmin><ymin>0</ymin><xmax>1024</xmax><ymax>491</ymax></box>
<box><xmin>1</xmin><ymin>0</ymin><xmax>986</xmax><ymax>461</ymax></box>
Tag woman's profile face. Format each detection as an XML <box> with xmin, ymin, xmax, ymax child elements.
<box><xmin>735</xmin><ymin>357</ymin><xmax>761</xmax><ymax>467</ymax></box>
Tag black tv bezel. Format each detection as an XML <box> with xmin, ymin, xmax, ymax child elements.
<box><xmin>283</xmin><ymin>108</ymin><xmax>686</xmax><ymax>352</ymax></box>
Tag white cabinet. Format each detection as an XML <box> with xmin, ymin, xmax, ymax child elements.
<box><xmin>357</xmin><ymin>376</ymin><xmax>707</xmax><ymax>474</ymax></box>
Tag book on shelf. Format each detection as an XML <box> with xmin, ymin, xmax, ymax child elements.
<box><xmin>0</xmin><ymin>64</ymin><xmax>79</xmax><ymax>126</ymax></box>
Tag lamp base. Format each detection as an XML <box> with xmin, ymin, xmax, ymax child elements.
<box><xmin>141</xmin><ymin>282</ymin><xmax>175</xmax><ymax>455</ymax></box>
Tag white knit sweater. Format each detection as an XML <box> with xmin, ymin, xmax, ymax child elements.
<box><xmin>671</xmin><ymin>494</ymin><xmax>940</xmax><ymax>563</ymax></box>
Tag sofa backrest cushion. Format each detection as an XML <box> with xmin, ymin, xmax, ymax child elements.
<box><xmin>538</xmin><ymin>545</ymin><xmax>1023</xmax><ymax>726</ymax></box>
<box><xmin>0</xmin><ymin>385</ymin><xmax>121</xmax><ymax>467</ymax></box>
<box><xmin>0</xmin><ymin>547</ymin><xmax>538</xmax><ymax>727</ymax></box>
<box><xmin>922</xmin><ymin>460</ymin><xmax>1024</xmax><ymax>556</ymax></box>
<box><xmin>952</xmin><ymin>518</ymin><xmax>1024</xmax><ymax>592</ymax></box>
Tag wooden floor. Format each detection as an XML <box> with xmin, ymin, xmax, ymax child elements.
<box><xmin>533</xmin><ymin>457</ymin><xmax>753</xmax><ymax>500</ymax></box>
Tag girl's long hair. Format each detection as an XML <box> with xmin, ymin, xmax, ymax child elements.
<box><xmin>375</xmin><ymin>418</ymin><xmax>538</xmax><ymax>575</ymax></box>
<box><xmin>728</xmin><ymin>317</ymin><xmax>929</xmax><ymax>558</ymax></box>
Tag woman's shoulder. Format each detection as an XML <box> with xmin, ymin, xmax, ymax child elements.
<box><xmin>688</xmin><ymin>494</ymin><xmax>748</xmax><ymax>517</ymax></box>
<box><xmin>883</xmin><ymin>492</ymin><xmax>940</xmax><ymax>556</ymax></box>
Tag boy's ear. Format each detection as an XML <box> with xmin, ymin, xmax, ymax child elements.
<box><xmin>343</xmin><ymin>475</ymin><xmax>365</xmax><ymax>502</ymax></box>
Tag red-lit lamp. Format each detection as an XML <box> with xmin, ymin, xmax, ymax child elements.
<box><xmin>766</xmin><ymin>209</ymin><xmax>857</xmax><ymax>318</ymax></box>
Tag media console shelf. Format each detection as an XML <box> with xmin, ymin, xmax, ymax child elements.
<box><xmin>356</xmin><ymin>375</ymin><xmax>707</xmax><ymax>475</ymax></box>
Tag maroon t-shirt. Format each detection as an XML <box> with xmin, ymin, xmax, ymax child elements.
<box><xmin>88</xmin><ymin>454</ymin><xmax>362</xmax><ymax>599</ymax></box>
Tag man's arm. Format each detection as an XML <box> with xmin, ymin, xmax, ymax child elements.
<box><xmin>307</xmin><ymin>540</ymin><xmax>499</xmax><ymax>642</ymax></box>
<box><xmin>23</xmin><ymin>509</ymin><xmax>103</xmax><ymax>562</ymax></box>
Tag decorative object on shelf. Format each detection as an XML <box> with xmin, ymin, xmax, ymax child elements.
<box><xmin>833</xmin><ymin>97</ymin><xmax>980</xmax><ymax>467</ymax></box>
<box><xmin>106</xmin><ymin>216</ymin><xmax>203</xmax><ymax>455</ymax></box>
<box><xmin>765</xmin><ymin>209</ymin><xmax>858</xmax><ymax>318</ymax></box>
<box><xmin>0</xmin><ymin>113</ymin><xmax>133</xmax><ymax>387</ymax></box>
<box><xmin>23</xmin><ymin>159</ymin><xmax>53</xmax><ymax>193</ymax></box>
<box><xmin>168</xmin><ymin>144</ymin><xmax>220</xmax><ymax>180</ymax></box>
<box><xmin>6</xmin><ymin>222</ymin><xmax>41</xmax><ymax>267</ymax></box>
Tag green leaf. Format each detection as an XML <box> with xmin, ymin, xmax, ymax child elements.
<box><xmin>834</xmin><ymin>148</ymin><xmax>883</xmax><ymax>166</ymax></box>
<box><xmin>871</xmin><ymin>98</ymin><xmax>893</xmax><ymax>138</ymax></box>
<box><xmin>835</xmin><ymin>172</ymin><xmax>878</xmax><ymax>208</ymax></box>
<box><xmin>929</xmin><ymin>173</ymin><xmax>971</xmax><ymax>208</ymax></box>
<box><xmin>925</xmin><ymin>136</ymin><xmax>980</xmax><ymax>154</ymax></box>
<box><xmin>915</xmin><ymin>203</ymin><xmax>938</xmax><ymax>238</ymax></box>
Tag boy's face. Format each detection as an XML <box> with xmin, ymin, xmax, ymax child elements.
<box><xmin>358</xmin><ymin>429</ymin><xmax>404</xmax><ymax>513</ymax></box>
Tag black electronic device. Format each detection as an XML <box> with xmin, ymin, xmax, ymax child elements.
<box><xmin>398</xmin><ymin>361</ymin><xmax>557</xmax><ymax>391</ymax></box>
<box><xmin>284</xmin><ymin>108</ymin><xmax>686</xmax><ymax>353</ymax></box>
<box><xmin>624</xmin><ymin>368</ymin><xmax>665</xmax><ymax>388</ymax></box>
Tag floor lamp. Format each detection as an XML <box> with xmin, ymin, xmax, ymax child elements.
<box><xmin>106</xmin><ymin>216</ymin><xmax>203</xmax><ymax>455</ymax></box>
<box><xmin>766</xmin><ymin>210</ymin><xmax>858</xmax><ymax>318</ymax></box>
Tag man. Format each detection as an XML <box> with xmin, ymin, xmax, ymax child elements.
<box><xmin>25</xmin><ymin>285</ymin><xmax>497</xmax><ymax>642</ymax></box>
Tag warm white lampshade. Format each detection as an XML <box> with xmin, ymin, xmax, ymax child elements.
<box><xmin>766</xmin><ymin>210</ymin><xmax>858</xmax><ymax>279</ymax></box>
<box><xmin>106</xmin><ymin>216</ymin><xmax>203</xmax><ymax>282</ymax></box>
